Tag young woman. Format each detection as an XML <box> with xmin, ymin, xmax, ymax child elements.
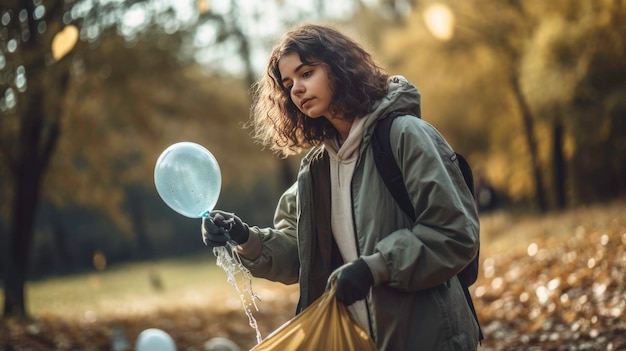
<box><xmin>202</xmin><ymin>23</ymin><xmax>481</xmax><ymax>350</ymax></box>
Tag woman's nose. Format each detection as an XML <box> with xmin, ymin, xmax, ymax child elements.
<box><xmin>292</xmin><ymin>80</ymin><xmax>304</xmax><ymax>95</ymax></box>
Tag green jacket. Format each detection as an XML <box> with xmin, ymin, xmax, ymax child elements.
<box><xmin>242</xmin><ymin>76</ymin><xmax>481</xmax><ymax>350</ymax></box>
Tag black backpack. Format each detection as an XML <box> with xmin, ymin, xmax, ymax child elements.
<box><xmin>372</xmin><ymin>111</ymin><xmax>483</xmax><ymax>341</ymax></box>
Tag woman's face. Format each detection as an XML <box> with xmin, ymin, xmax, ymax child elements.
<box><xmin>278</xmin><ymin>52</ymin><xmax>335</xmax><ymax>119</ymax></box>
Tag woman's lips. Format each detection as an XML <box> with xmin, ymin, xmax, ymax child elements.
<box><xmin>301</xmin><ymin>98</ymin><xmax>312</xmax><ymax>108</ymax></box>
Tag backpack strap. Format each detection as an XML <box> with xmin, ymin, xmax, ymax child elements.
<box><xmin>455</xmin><ymin>153</ymin><xmax>476</xmax><ymax>198</ymax></box>
<box><xmin>372</xmin><ymin>111</ymin><xmax>416</xmax><ymax>221</ymax></box>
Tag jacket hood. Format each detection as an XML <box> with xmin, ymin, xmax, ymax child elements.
<box><xmin>361</xmin><ymin>75</ymin><xmax>421</xmax><ymax>141</ymax></box>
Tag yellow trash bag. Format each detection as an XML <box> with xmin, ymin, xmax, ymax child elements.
<box><xmin>250</xmin><ymin>283</ymin><xmax>377</xmax><ymax>351</ymax></box>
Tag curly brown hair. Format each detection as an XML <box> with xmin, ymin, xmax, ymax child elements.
<box><xmin>247</xmin><ymin>23</ymin><xmax>389</xmax><ymax>157</ymax></box>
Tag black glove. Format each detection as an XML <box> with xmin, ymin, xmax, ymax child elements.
<box><xmin>331</xmin><ymin>258</ymin><xmax>374</xmax><ymax>306</ymax></box>
<box><xmin>202</xmin><ymin>210</ymin><xmax>250</xmax><ymax>248</ymax></box>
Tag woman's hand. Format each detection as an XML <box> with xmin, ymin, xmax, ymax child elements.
<box><xmin>202</xmin><ymin>210</ymin><xmax>250</xmax><ymax>247</ymax></box>
<box><xmin>328</xmin><ymin>259</ymin><xmax>374</xmax><ymax>306</ymax></box>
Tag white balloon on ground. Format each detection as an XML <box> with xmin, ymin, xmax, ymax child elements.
<box><xmin>135</xmin><ymin>328</ymin><xmax>177</xmax><ymax>351</ymax></box>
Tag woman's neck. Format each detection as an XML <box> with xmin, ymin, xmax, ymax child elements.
<box><xmin>326</xmin><ymin>115</ymin><xmax>353</xmax><ymax>141</ymax></box>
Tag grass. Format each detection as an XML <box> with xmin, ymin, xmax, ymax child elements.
<box><xmin>26</xmin><ymin>254</ymin><xmax>226</xmax><ymax>319</ymax></box>
<box><xmin>11</xmin><ymin>252</ymin><xmax>296</xmax><ymax>322</ymax></box>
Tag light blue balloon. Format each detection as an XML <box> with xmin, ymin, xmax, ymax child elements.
<box><xmin>154</xmin><ymin>142</ymin><xmax>221</xmax><ymax>218</ymax></box>
<box><xmin>135</xmin><ymin>328</ymin><xmax>177</xmax><ymax>351</ymax></box>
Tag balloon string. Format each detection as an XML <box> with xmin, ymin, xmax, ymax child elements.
<box><xmin>213</xmin><ymin>242</ymin><xmax>262</xmax><ymax>344</ymax></box>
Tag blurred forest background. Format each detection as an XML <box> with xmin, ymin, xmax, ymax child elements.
<box><xmin>1</xmin><ymin>0</ymin><xmax>625</xmax><ymax>349</ymax></box>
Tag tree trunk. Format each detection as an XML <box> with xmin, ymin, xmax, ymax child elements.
<box><xmin>552</xmin><ymin>120</ymin><xmax>566</xmax><ymax>209</ymax></box>
<box><xmin>4</xmin><ymin>169</ymin><xmax>41</xmax><ymax>318</ymax></box>
<box><xmin>510</xmin><ymin>75</ymin><xmax>548</xmax><ymax>212</ymax></box>
<box><xmin>2</xmin><ymin>60</ymin><xmax>66</xmax><ymax>319</ymax></box>
<box><xmin>3</xmin><ymin>87</ymin><xmax>46</xmax><ymax>318</ymax></box>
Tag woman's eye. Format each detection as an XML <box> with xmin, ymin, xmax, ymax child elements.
<box><xmin>302</xmin><ymin>70</ymin><xmax>312</xmax><ymax>78</ymax></box>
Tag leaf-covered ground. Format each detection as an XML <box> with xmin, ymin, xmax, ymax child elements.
<box><xmin>474</xmin><ymin>202</ymin><xmax>626</xmax><ymax>351</ymax></box>
<box><xmin>1</xmin><ymin>201</ymin><xmax>625</xmax><ymax>350</ymax></box>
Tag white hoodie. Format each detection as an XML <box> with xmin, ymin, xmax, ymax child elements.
<box><xmin>323</xmin><ymin>116</ymin><xmax>370</xmax><ymax>333</ymax></box>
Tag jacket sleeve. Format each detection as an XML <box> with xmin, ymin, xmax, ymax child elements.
<box><xmin>374</xmin><ymin>116</ymin><xmax>480</xmax><ymax>291</ymax></box>
<box><xmin>238</xmin><ymin>182</ymin><xmax>300</xmax><ymax>285</ymax></box>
